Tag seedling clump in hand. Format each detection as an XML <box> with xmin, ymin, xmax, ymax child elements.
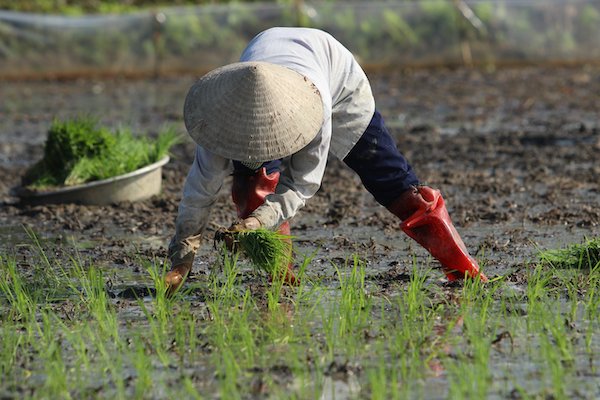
<box><xmin>234</xmin><ymin>228</ymin><xmax>292</xmax><ymax>275</ymax></box>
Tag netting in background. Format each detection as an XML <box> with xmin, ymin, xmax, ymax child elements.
<box><xmin>1</xmin><ymin>0</ymin><xmax>599</xmax><ymax>79</ymax></box>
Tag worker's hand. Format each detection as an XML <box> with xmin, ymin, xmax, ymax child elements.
<box><xmin>229</xmin><ymin>216</ymin><xmax>261</xmax><ymax>232</ymax></box>
<box><xmin>215</xmin><ymin>217</ymin><xmax>262</xmax><ymax>253</ymax></box>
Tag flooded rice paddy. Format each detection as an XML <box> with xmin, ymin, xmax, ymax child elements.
<box><xmin>1</xmin><ymin>66</ymin><xmax>599</xmax><ymax>398</ymax></box>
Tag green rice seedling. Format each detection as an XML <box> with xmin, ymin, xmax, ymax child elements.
<box><xmin>229</xmin><ymin>290</ymin><xmax>258</xmax><ymax>363</ymax></box>
<box><xmin>215</xmin><ymin>346</ymin><xmax>242</xmax><ymax>399</ymax></box>
<box><xmin>366</xmin><ymin>260</ymin><xmax>438</xmax><ymax>398</ymax></box>
<box><xmin>288</xmin><ymin>253</ymin><xmax>324</xmax><ymax>325</ymax></box>
<box><xmin>132</xmin><ymin>335</ymin><xmax>154</xmax><ymax>398</ymax></box>
<box><xmin>291</xmin><ymin>250</ymin><xmax>316</xmax><ymax>298</ymax></box>
<box><xmin>233</xmin><ymin>228</ymin><xmax>292</xmax><ymax>276</ymax></box>
<box><xmin>145</xmin><ymin>258</ymin><xmax>176</xmax><ymax>319</ymax></box>
<box><xmin>263</xmin><ymin>253</ymin><xmax>315</xmax><ymax>325</ymax></box>
<box><xmin>178</xmin><ymin>313</ymin><xmax>204</xmax><ymax>365</ymax></box>
<box><xmin>206</xmin><ymin>256</ymin><xmax>259</xmax><ymax>382</ymax></box>
<box><xmin>149</xmin><ymin>125</ymin><xmax>181</xmax><ymax>161</ymax></box>
<box><xmin>334</xmin><ymin>255</ymin><xmax>370</xmax><ymax>337</ymax></box>
<box><xmin>584</xmin><ymin>263</ymin><xmax>600</xmax><ymax>354</ymax></box>
<box><xmin>23</xmin><ymin>117</ymin><xmax>180</xmax><ymax>188</ymax></box>
<box><xmin>544</xmin><ymin>304</ymin><xmax>574</xmax><ymax>364</ymax></box>
<box><xmin>90</xmin><ymin>327</ymin><xmax>126</xmax><ymax>399</ymax></box>
<box><xmin>561</xmin><ymin>268</ymin><xmax>589</xmax><ymax>323</ymax></box>
<box><xmin>367</xmin><ymin>340</ymin><xmax>403</xmax><ymax>400</ymax></box>
<box><xmin>368</xmin><ymin>361</ymin><xmax>388</xmax><ymax>400</ymax></box>
<box><xmin>136</xmin><ymin>259</ymin><xmax>178</xmax><ymax>366</ymax></box>
<box><xmin>58</xmin><ymin>265</ymin><xmax>127</xmax><ymax>395</ymax></box>
<box><xmin>318</xmin><ymin>256</ymin><xmax>370</xmax><ymax>360</ymax></box>
<box><xmin>56</xmin><ymin>319</ymin><xmax>91</xmax><ymax>379</ymax></box>
<box><xmin>447</xmin><ymin>296</ymin><xmax>498</xmax><ymax>399</ymax></box>
<box><xmin>24</xmin><ymin>226</ymin><xmax>52</xmax><ymax>270</ymax></box>
<box><xmin>182</xmin><ymin>378</ymin><xmax>203</xmax><ymax>400</ymax></box>
<box><xmin>137</xmin><ymin>298</ymin><xmax>172</xmax><ymax>367</ymax></box>
<box><xmin>264</xmin><ymin>287</ymin><xmax>293</xmax><ymax>336</ymax></box>
<box><xmin>392</xmin><ymin>261</ymin><xmax>436</xmax><ymax>352</ymax></box>
<box><xmin>367</xmin><ymin>361</ymin><xmax>387</xmax><ymax>400</ymax></box>
<box><xmin>402</xmin><ymin>259</ymin><xmax>431</xmax><ymax>319</ymax></box>
<box><xmin>265</xmin><ymin>263</ymin><xmax>287</xmax><ymax>315</ymax></box>
<box><xmin>207</xmin><ymin>291</ymin><xmax>256</xmax><ymax>399</ymax></box>
<box><xmin>62</xmin><ymin>257</ymin><xmax>118</xmax><ymax>339</ymax></box>
<box><xmin>0</xmin><ymin>254</ymin><xmax>66</xmax><ymax>384</ymax></box>
<box><xmin>0</xmin><ymin>322</ymin><xmax>21</xmax><ymax>378</ymax></box>
<box><xmin>0</xmin><ymin>255</ymin><xmax>36</xmax><ymax>323</ymax></box>
<box><xmin>460</xmin><ymin>269</ymin><xmax>491</xmax><ymax>306</ymax></box>
<box><xmin>119</xmin><ymin>258</ymin><xmax>182</xmax><ymax>367</ymax></box>
<box><xmin>20</xmin><ymin>227</ymin><xmax>70</xmax><ymax>301</ymax></box>
<box><xmin>319</xmin><ymin>302</ymin><xmax>338</xmax><ymax>361</ymax></box>
<box><xmin>525</xmin><ymin>263</ymin><xmax>553</xmax><ymax>325</ymax></box>
<box><xmin>50</xmin><ymin>252</ymin><xmax>129</xmax><ymax>397</ymax></box>
<box><xmin>395</xmin><ymin>312</ymin><xmax>435</xmax><ymax>390</ymax></box>
<box><xmin>212</xmin><ymin>246</ymin><xmax>243</xmax><ymax>304</ymax></box>
<box><xmin>520</xmin><ymin>263</ymin><xmax>577</xmax><ymax>398</ymax></box>
<box><xmin>38</xmin><ymin>310</ymin><xmax>71</xmax><ymax>398</ymax></box>
<box><xmin>547</xmin><ymin>243</ymin><xmax>600</xmax><ymax>322</ymax></box>
<box><xmin>539</xmin><ymin>315</ymin><xmax>570</xmax><ymax>398</ymax></box>
<box><xmin>538</xmin><ymin>236</ymin><xmax>600</xmax><ymax>270</ymax></box>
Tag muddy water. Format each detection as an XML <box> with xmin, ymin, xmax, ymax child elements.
<box><xmin>1</xmin><ymin>66</ymin><xmax>599</xmax><ymax>397</ymax></box>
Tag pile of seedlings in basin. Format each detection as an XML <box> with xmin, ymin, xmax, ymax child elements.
<box><xmin>22</xmin><ymin>117</ymin><xmax>179</xmax><ymax>189</ymax></box>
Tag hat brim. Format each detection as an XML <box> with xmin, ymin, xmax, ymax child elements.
<box><xmin>184</xmin><ymin>61</ymin><xmax>324</xmax><ymax>162</ymax></box>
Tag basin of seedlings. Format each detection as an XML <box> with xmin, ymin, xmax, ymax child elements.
<box><xmin>13</xmin><ymin>117</ymin><xmax>178</xmax><ymax>205</ymax></box>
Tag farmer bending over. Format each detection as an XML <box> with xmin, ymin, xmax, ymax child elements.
<box><xmin>166</xmin><ymin>27</ymin><xmax>487</xmax><ymax>291</ymax></box>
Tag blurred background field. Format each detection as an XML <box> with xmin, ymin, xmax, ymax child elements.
<box><xmin>1</xmin><ymin>0</ymin><xmax>600</xmax><ymax>79</ymax></box>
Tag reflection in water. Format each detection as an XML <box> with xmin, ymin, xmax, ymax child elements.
<box><xmin>320</xmin><ymin>373</ymin><xmax>361</xmax><ymax>400</ymax></box>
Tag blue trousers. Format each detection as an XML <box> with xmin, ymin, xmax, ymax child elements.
<box><xmin>232</xmin><ymin>110</ymin><xmax>419</xmax><ymax>207</ymax></box>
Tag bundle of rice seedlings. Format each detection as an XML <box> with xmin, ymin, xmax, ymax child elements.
<box><xmin>538</xmin><ymin>237</ymin><xmax>600</xmax><ymax>269</ymax></box>
<box><xmin>233</xmin><ymin>228</ymin><xmax>292</xmax><ymax>275</ymax></box>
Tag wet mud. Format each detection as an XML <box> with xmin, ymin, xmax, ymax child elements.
<box><xmin>1</xmin><ymin>65</ymin><xmax>599</xmax><ymax>281</ymax></box>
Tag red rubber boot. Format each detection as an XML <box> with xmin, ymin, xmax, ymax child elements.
<box><xmin>232</xmin><ymin>168</ymin><xmax>299</xmax><ymax>285</ymax></box>
<box><xmin>387</xmin><ymin>186</ymin><xmax>488</xmax><ymax>282</ymax></box>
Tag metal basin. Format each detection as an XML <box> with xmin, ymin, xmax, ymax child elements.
<box><xmin>14</xmin><ymin>156</ymin><xmax>170</xmax><ymax>206</ymax></box>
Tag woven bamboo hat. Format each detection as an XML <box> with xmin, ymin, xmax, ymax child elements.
<box><xmin>183</xmin><ymin>61</ymin><xmax>324</xmax><ymax>162</ymax></box>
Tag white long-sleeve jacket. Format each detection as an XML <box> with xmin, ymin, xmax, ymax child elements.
<box><xmin>169</xmin><ymin>27</ymin><xmax>375</xmax><ymax>265</ymax></box>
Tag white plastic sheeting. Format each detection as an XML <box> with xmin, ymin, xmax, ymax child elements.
<box><xmin>0</xmin><ymin>0</ymin><xmax>599</xmax><ymax>79</ymax></box>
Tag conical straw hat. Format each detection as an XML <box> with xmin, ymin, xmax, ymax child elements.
<box><xmin>183</xmin><ymin>61</ymin><xmax>324</xmax><ymax>162</ymax></box>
